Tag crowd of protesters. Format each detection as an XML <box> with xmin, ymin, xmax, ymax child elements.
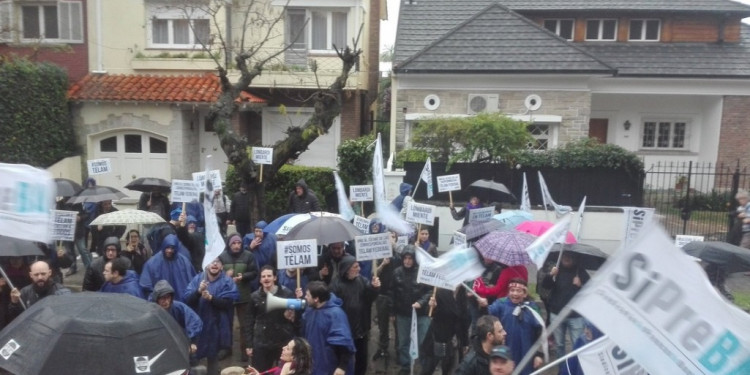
<box><xmin>0</xmin><ymin>178</ymin><xmax>613</xmax><ymax>375</ymax></box>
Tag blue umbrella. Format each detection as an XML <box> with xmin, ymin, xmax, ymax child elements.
<box><xmin>493</xmin><ymin>210</ymin><xmax>533</xmax><ymax>227</ymax></box>
<box><xmin>263</xmin><ymin>213</ymin><xmax>297</xmax><ymax>235</ymax></box>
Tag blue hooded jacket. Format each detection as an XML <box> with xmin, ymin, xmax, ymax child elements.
<box><xmin>100</xmin><ymin>270</ymin><xmax>145</xmax><ymax>299</ymax></box>
<box><xmin>242</xmin><ymin>221</ymin><xmax>277</xmax><ymax>289</ymax></box>
<box><xmin>183</xmin><ymin>272</ymin><xmax>239</xmax><ymax>359</ymax></box>
<box><xmin>390</xmin><ymin>183</ymin><xmax>413</xmax><ymax>211</ymax></box>
<box><xmin>302</xmin><ymin>293</ymin><xmax>356</xmax><ymax>375</ymax></box>
<box><xmin>139</xmin><ymin>234</ymin><xmax>197</xmax><ymax>300</ymax></box>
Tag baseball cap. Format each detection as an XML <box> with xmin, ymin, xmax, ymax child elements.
<box><xmin>490</xmin><ymin>345</ymin><xmax>512</xmax><ymax>360</ymax></box>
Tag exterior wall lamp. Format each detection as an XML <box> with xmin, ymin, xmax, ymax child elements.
<box><xmin>623</xmin><ymin>120</ymin><xmax>631</xmax><ymax>131</ymax></box>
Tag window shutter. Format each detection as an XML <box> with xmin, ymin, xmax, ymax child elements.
<box><xmin>0</xmin><ymin>1</ymin><xmax>11</xmax><ymax>41</ymax></box>
<box><xmin>58</xmin><ymin>1</ymin><xmax>83</xmax><ymax>42</ymax></box>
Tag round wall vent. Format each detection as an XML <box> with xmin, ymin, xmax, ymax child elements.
<box><xmin>524</xmin><ymin>94</ymin><xmax>542</xmax><ymax>111</ymax></box>
<box><xmin>424</xmin><ymin>94</ymin><xmax>441</xmax><ymax>110</ymax></box>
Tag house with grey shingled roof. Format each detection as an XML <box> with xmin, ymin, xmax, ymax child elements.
<box><xmin>389</xmin><ymin>0</ymin><xmax>750</xmax><ymax>169</ymax></box>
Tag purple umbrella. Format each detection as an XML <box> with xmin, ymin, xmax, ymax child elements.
<box><xmin>473</xmin><ymin>230</ymin><xmax>536</xmax><ymax>266</ymax></box>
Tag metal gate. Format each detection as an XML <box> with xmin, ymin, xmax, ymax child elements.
<box><xmin>643</xmin><ymin>161</ymin><xmax>750</xmax><ymax>239</ymax></box>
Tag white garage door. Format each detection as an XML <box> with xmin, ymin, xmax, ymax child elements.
<box><xmin>90</xmin><ymin>131</ymin><xmax>170</xmax><ymax>200</ymax></box>
<box><xmin>262</xmin><ymin>108</ymin><xmax>340</xmax><ymax>168</ymax></box>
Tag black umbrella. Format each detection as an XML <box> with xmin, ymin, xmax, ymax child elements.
<box><xmin>469</xmin><ymin>179</ymin><xmax>516</xmax><ymax>203</ymax></box>
<box><xmin>0</xmin><ymin>293</ymin><xmax>190</xmax><ymax>375</ymax></box>
<box><xmin>0</xmin><ymin>236</ymin><xmax>44</xmax><ymax>257</ymax></box>
<box><xmin>66</xmin><ymin>185</ymin><xmax>126</xmax><ymax>204</ymax></box>
<box><xmin>53</xmin><ymin>178</ymin><xmax>82</xmax><ymax>197</ymax></box>
<box><xmin>547</xmin><ymin>243</ymin><xmax>608</xmax><ymax>270</ymax></box>
<box><xmin>683</xmin><ymin>241</ymin><xmax>750</xmax><ymax>274</ymax></box>
<box><xmin>285</xmin><ymin>215</ymin><xmax>363</xmax><ymax>245</ymax></box>
<box><xmin>459</xmin><ymin>219</ymin><xmax>506</xmax><ymax>240</ymax></box>
<box><xmin>125</xmin><ymin>177</ymin><xmax>172</xmax><ymax>193</ymax></box>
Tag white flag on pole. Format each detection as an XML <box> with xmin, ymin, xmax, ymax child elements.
<box><xmin>538</xmin><ymin>171</ymin><xmax>571</xmax><ymax>218</ymax></box>
<box><xmin>525</xmin><ymin>215</ymin><xmax>571</xmax><ymax>270</ymax></box>
<box><xmin>520</xmin><ymin>172</ymin><xmax>531</xmax><ymax>212</ymax></box>
<box><xmin>575</xmin><ymin>336</ymin><xmax>649</xmax><ymax>375</ymax></box>
<box><xmin>417</xmin><ymin>246</ymin><xmax>485</xmax><ymax>289</ymax></box>
<box><xmin>333</xmin><ymin>171</ymin><xmax>355</xmax><ymax>221</ymax></box>
<box><xmin>409</xmin><ymin>307</ymin><xmax>419</xmax><ymax>360</ymax></box>
<box><xmin>574</xmin><ymin>196</ymin><xmax>587</xmax><ymax>241</ymax></box>
<box><xmin>201</xmin><ymin>156</ymin><xmax>226</xmax><ymax>270</ymax></box>
<box><xmin>420</xmin><ymin>157</ymin><xmax>433</xmax><ymax>198</ymax></box>
<box><xmin>569</xmin><ymin>226</ymin><xmax>750</xmax><ymax>374</ymax></box>
<box><xmin>372</xmin><ymin>134</ymin><xmax>413</xmax><ymax>234</ymax></box>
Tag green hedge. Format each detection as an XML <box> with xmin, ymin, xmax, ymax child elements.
<box><xmin>337</xmin><ymin>134</ymin><xmax>374</xmax><ymax>186</ymax></box>
<box><xmin>512</xmin><ymin>138</ymin><xmax>644</xmax><ymax>177</ymax></box>
<box><xmin>0</xmin><ymin>58</ymin><xmax>77</xmax><ymax>167</ymax></box>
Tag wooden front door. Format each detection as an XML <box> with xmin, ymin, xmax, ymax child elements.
<box><xmin>589</xmin><ymin>118</ymin><xmax>609</xmax><ymax>143</ymax></box>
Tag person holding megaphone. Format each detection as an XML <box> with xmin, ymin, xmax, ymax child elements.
<box><xmin>244</xmin><ymin>265</ymin><xmax>301</xmax><ymax>373</ymax></box>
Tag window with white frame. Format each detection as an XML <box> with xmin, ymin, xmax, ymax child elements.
<box><xmin>18</xmin><ymin>1</ymin><xmax>83</xmax><ymax>43</ymax></box>
<box><xmin>286</xmin><ymin>8</ymin><xmax>348</xmax><ymax>52</ymax></box>
<box><xmin>147</xmin><ymin>2</ymin><xmax>210</xmax><ymax>49</ymax></box>
<box><xmin>629</xmin><ymin>19</ymin><xmax>660</xmax><ymax>41</ymax></box>
<box><xmin>543</xmin><ymin>19</ymin><xmax>574</xmax><ymax>40</ymax></box>
<box><xmin>527</xmin><ymin>123</ymin><xmax>554</xmax><ymax>150</ymax></box>
<box><xmin>641</xmin><ymin>120</ymin><xmax>688</xmax><ymax>149</ymax></box>
<box><xmin>585</xmin><ymin>19</ymin><xmax>617</xmax><ymax>41</ymax></box>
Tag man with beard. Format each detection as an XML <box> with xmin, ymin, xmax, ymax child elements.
<box><xmin>184</xmin><ymin>257</ymin><xmax>239</xmax><ymax>375</ymax></box>
<box><xmin>455</xmin><ymin>315</ymin><xmax>507</xmax><ymax>375</ymax></box>
<box><xmin>140</xmin><ymin>234</ymin><xmax>196</xmax><ymax>300</ymax></box>
<box><xmin>219</xmin><ymin>233</ymin><xmax>258</xmax><ymax>362</ymax></box>
<box><xmin>153</xmin><ymin>280</ymin><xmax>202</xmax><ymax>355</ymax></box>
<box><xmin>243</xmin><ymin>221</ymin><xmax>276</xmax><ymax>289</ymax></box>
<box><xmin>177</xmin><ymin>214</ymin><xmax>206</xmax><ymax>272</ymax></box>
<box><xmin>83</xmin><ymin>236</ymin><xmax>132</xmax><ymax>292</ymax></box>
<box><xmin>8</xmin><ymin>261</ymin><xmax>70</xmax><ymax>321</ymax></box>
<box><xmin>101</xmin><ymin>257</ymin><xmax>144</xmax><ymax>299</ymax></box>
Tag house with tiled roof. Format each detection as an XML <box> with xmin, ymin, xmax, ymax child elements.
<box><xmin>39</xmin><ymin>0</ymin><xmax>383</xmax><ymax>198</ymax></box>
<box><xmin>389</xmin><ymin>0</ymin><xmax>750</xmax><ymax>171</ymax></box>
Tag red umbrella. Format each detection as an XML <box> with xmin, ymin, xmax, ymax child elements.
<box><xmin>516</xmin><ymin>221</ymin><xmax>577</xmax><ymax>244</ymax></box>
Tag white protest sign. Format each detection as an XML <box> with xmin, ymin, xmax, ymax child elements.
<box><xmin>50</xmin><ymin>210</ymin><xmax>77</xmax><ymax>241</ymax></box>
<box><xmin>675</xmin><ymin>235</ymin><xmax>704</xmax><ymax>248</ymax></box>
<box><xmin>192</xmin><ymin>170</ymin><xmax>222</xmax><ymax>191</ymax></box>
<box><xmin>437</xmin><ymin>174</ymin><xmax>461</xmax><ymax>193</ymax></box>
<box><xmin>252</xmin><ymin>147</ymin><xmax>273</xmax><ymax>165</ymax></box>
<box><xmin>276</xmin><ymin>239</ymin><xmax>318</xmax><ymax>270</ymax></box>
<box><xmin>416</xmin><ymin>248</ymin><xmax>454</xmax><ymax>289</ymax></box>
<box><xmin>397</xmin><ymin>235</ymin><xmax>409</xmax><ymax>247</ymax></box>
<box><xmin>405</xmin><ymin>202</ymin><xmax>436</xmax><ymax>226</ymax></box>
<box><xmin>571</xmin><ymin>226</ymin><xmax>750</xmax><ymax>375</ymax></box>
<box><xmin>349</xmin><ymin>185</ymin><xmax>374</xmax><ymax>202</ymax></box>
<box><xmin>621</xmin><ymin>207</ymin><xmax>655</xmax><ymax>248</ymax></box>
<box><xmin>353</xmin><ymin>215</ymin><xmax>371</xmax><ymax>234</ymax></box>
<box><xmin>452</xmin><ymin>231</ymin><xmax>467</xmax><ymax>247</ymax></box>
<box><xmin>0</xmin><ymin>163</ymin><xmax>55</xmax><ymax>243</ymax></box>
<box><xmin>171</xmin><ymin>179</ymin><xmax>201</xmax><ymax>203</ymax></box>
<box><xmin>468</xmin><ymin>207</ymin><xmax>495</xmax><ymax>223</ymax></box>
<box><xmin>87</xmin><ymin>158</ymin><xmax>112</xmax><ymax>175</ymax></box>
<box><xmin>355</xmin><ymin>233</ymin><xmax>392</xmax><ymax>261</ymax></box>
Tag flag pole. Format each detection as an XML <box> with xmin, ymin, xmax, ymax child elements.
<box><xmin>428</xmin><ymin>287</ymin><xmax>437</xmax><ymax>317</ymax></box>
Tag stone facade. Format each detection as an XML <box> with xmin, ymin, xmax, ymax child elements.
<box><xmin>717</xmin><ymin>95</ymin><xmax>750</xmax><ymax>169</ymax></box>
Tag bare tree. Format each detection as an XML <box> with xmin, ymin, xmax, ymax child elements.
<box><xmin>183</xmin><ymin>0</ymin><xmax>363</xmax><ymax>218</ymax></box>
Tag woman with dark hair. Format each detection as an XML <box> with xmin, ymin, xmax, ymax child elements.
<box><xmin>122</xmin><ymin>229</ymin><xmax>149</xmax><ymax>274</ymax></box>
<box><xmin>247</xmin><ymin>337</ymin><xmax>312</xmax><ymax>375</ymax></box>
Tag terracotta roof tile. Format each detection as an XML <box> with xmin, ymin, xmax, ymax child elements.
<box><xmin>67</xmin><ymin>73</ymin><xmax>266</xmax><ymax>104</ymax></box>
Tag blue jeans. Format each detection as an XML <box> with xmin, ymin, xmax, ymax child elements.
<box><xmin>551</xmin><ymin>314</ymin><xmax>584</xmax><ymax>357</ymax></box>
<box><xmin>75</xmin><ymin>237</ymin><xmax>93</xmax><ymax>271</ymax></box>
<box><xmin>395</xmin><ymin>314</ymin><xmax>430</xmax><ymax>369</ymax></box>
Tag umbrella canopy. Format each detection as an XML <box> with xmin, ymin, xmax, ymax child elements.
<box><xmin>547</xmin><ymin>243</ymin><xmax>608</xmax><ymax>270</ymax></box>
<box><xmin>682</xmin><ymin>241</ymin><xmax>750</xmax><ymax>274</ymax></box>
<box><xmin>264</xmin><ymin>213</ymin><xmax>298</xmax><ymax>235</ymax></box>
<box><xmin>53</xmin><ymin>178</ymin><xmax>81</xmax><ymax>197</ymax></box>
<box><xmin>473</xmin><ymin>230</ymin><xmax>536</xmax><ymax>266</ymax></box>
<box><xmin>0</xmin><ymin>236</ymin><xmax>44</xmax><ymax>257</ymax></box>
<box><xmin>284</xmin><ymin>216</ymin><xmax>361</xmax><ymax>245</ymax></box>
<box><xmin>90</xmin><ymin>209</ymin><xmax>166</xmax><ymax>226</ymax></box>
<box><xmin>125</xmin><ymin>177</ymin><xmax>172</xmax><ymax>193</ymax></box>
<box><xmin>516</xmin><ymin>220</ymin><xmax>577</xmax><ymax>244</ymax></box>
<box><xmin>66</xmin><ymin>185</ymin><xmax>126</xmax><ymax>204</ymax></box>
<box><xmin>0</xmin><ymin>293</ymin><xmax>190</xmax><ymax>375</ymax></box>
<box><xmin>469</xmin><ymin>179</ymin><xmax>516</xmax><ymax>203</ymax></box>
<box><xmin>493</xmin><ymin>210</ymin><xmax>533</xmax><ymax>227</ymax></box>
<box><xmin>459</xmin><ymin>219</ymin><xmax>506</xmax><ymax>240</ymax></box>
<box><xmin>272</xmin><ymin>212</ymin><xmax>342</xmax><ymax>236</ymax></box>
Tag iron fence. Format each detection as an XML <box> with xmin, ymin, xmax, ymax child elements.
<box><xmin>643</xmin><ymin>161</ymin><xmax>750</xmax><ymax>239</ymax></box>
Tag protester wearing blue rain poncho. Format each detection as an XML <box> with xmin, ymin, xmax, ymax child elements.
<box><xmin>184</xmin><ymin>258</ymin><xmax>239</xmax><ymax>375</ymax></box>
<box><xmin>243</xmin><ymin>221</ymin><xmax>277</xmax><ymax>289</ymax></box>
<box><xmin>139</xmin><ymin>234</ymin><xmax>196</xmax><ymax>300</ymax></box>
<box><xmin>152</xmin><ymin>280</ymin><xmax>203</xmax><ymax>351</ymax></box>
<box><xmin>100</xmin><ymin>260</ymin><xmax>145</xmax><ymax>299</ymax></box>
<box><xmin>302</xmin><ymin>281</ymin><xmax>356</xmax><ymax>375</ymax></box>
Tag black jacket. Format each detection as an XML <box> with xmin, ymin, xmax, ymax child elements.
<box><xmin>390</xmin><ymin>264</ymin><xmax>432</xmax><ymax>317</ymax></box>
<box><xmin>454</xmin><ymin>339</ymin><xmax>491</xmax><ymax>375</ymax></box>
<box><xmin>330</xmin><ymin>275</ymin><xmax>379</xmax><ymax>339</ymax></box>
<box><xmin>7</xmin><ymin>283</ymin><xmax>70</xmax><ymax>322</ymax></box>
<box><xmin>541</xmin><ymin>265</ymin><xmax>589</xmax><ymax>316</ymax></box>
<box><xmin>230</xmin><ymin>191</ymin><xmax>252</xmax><ymax>223</ymax></box>
<box><xmin>243</xmin><ymin>286</ymin><xmax>299</xmax><ymax>350</ymax></box>
<box><xmin>287</xmin><ymin>179</ymin><xmax>321</xmax><ymax>214</ymax></box>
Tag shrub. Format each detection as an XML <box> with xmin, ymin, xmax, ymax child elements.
<box><xmin>512</xmin><ymin>138</ymin><xmax>644</xmax><ymax>177</ymax></box>
<box><xmin>337</xmin><ymin>134</ymin><xmax>375</xmax><ymax>186</ymax></box>
<box><xmin>394</xmin><ymin>148</ymin><xmax>429</xmax><ymax>169</ymax></box>
<box><xmin>264</xmin><ymin>165</ymin><xmax>335</xmax><ymax>219</ymax></box>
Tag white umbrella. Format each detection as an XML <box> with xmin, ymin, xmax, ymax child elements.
<box><xmin>89</xmin><ymin>209</ymin><xmax>166</xmax><ymax>226</ymax></box>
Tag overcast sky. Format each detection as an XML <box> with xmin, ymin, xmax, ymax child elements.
<box><xmin>380</xmin><ymin>0</ymin><xmax>750</xmax><ymax>52</ymax></box>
